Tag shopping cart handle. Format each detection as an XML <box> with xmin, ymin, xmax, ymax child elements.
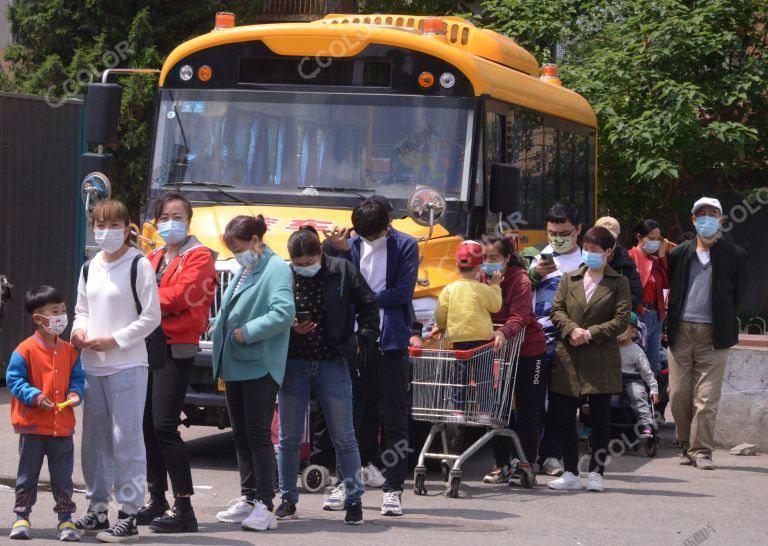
<box><xmin>409</xmin><ymin>346</ymin><xmax>423</xmax><ymax>357</ymax></box>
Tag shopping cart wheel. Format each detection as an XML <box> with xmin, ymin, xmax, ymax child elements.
<box><xmin>440</xmin><ymin>461</ymin><xmax>451</xmax><ymax>482</ymax></box>
<box><xmin>301</xmin><ymin>465</ymin><xmax>329</xmax><ymax>493</ymax></box>
<box><xmin>518</xmin><ymin>470</ymin><xmax>535</xmax><ymax>489</ymax></box>
<box><xmin>446</xmin><ymin>477</ymin><xmax>461</xmax><ymax>498</ymax></box>
<box><xmin>414</xmin><ymin>472</ymin><xmax>427</xmax><ymax>496</ymax></box>
<box><xmin>645</xmin><ymin>437</ymin><xmax>658</xmax><ymax>458</ymax></box>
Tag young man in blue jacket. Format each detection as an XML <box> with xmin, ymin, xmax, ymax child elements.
<box><xmin>326</xmin><ymin>196</ymin><xmax>418</xmax><ymax>517</ymax></box>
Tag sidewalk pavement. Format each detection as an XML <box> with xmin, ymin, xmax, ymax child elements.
<box><xmin>0</xmin><ymin>388</ymin><xmax>766</xmax><ymax>545</ymax></box>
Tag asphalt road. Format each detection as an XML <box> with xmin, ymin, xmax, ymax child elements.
<box><xmin>0</xmin><ymin>388</ymin><xmax>766</xmax><ymax>545</ymax></box>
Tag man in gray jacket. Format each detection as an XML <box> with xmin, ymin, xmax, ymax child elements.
<box><xmin>666</xmin><ymin>197</ymin><xmax>748</xmax><ymax>470</ymax></box>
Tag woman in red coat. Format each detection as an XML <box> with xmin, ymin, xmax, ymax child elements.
<box><xmin>139</xmin><ymin>192</ymin><xmax>217</xmax><ymax>533</ymax></box>
<box><xmin>628</xmin><ymin>220</ymin><xmax>670</xmax><ymax>374</ymax></box>
<box><xmin>480</xmin><ymin>236</ymin><xmax>548</xmax><ymax>485</ymax></box>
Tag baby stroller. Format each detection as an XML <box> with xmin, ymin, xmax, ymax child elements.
<box><xmin>271</xmin><ymin>403</ymin><xmax>332</xmax><ymax>493</ymax></box>
<box><xmin>608</xmin><ymin>390</ymin><xmax>659</xmax><ymax>458</ymax></box>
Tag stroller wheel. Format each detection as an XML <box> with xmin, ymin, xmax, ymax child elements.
<box><xmin>440</xmin><ymin>461</ymin><xmax>451</xmax><ymax>482</ymax></box>
<box><xmin>645</xmin><ymin>437</ymin><xmax>658</xmax><ymax>458</ymax></box>
<box><xmin>414</xmin><ymin>472</ymin><xmax>427</xmax><ymax>496</ymax></box>
<box><xmin>301</xmin><ymin>465</ymin><xmax>329</xmax><ymax>493</ymax></box>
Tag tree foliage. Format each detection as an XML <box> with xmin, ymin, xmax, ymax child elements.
<box><xmin>482</xmin><ymin>0</ymin><xmax>767</xmax><ymax>233</ymax></box>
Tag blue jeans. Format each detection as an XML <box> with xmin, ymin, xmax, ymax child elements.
<box><xmin>641</xmin><ymin>309</ymin><xmax>662</xmax><ymax>373</ymax></box>
<box><xmin>278</xmin><ymin>358</ymin><xmax>364</xmax><ymax>506</ymax></box>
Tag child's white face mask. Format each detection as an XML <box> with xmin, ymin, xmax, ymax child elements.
<box><xmin>37</xmin><ymin>314</ymin><xmax>68</xmax><ymax>336</ymax></box>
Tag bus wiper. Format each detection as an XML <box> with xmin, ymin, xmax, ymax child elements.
<box><xmin>297</xmin><ymin>186</ymin><xmax>375</xmax><ymax>200</ymax></box>
<box><xmin>161</xmin><ymin>181</ymin><xmax>254</xmax><ymax>206</ymax></box>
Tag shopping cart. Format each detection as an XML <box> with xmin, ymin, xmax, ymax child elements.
<box><xmin>410</xmin><ymin>327</ymin><xmax>532</xmax><ymax>498</ymax></box>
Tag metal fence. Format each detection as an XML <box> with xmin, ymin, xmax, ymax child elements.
<box><xmin>0</xmin><ymin>92</ymin><xmax>85</xmax><ymax>371</ymax></box>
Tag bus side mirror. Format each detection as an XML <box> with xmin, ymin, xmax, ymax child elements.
<box><xmin>85</xmin><ymin>83</ymin><xmax>123</xmax><ymax>147</ymax></box>
<box><xmin>489</xmin><ymin>163</ymin><xmax>521</xmax><ymax>214</ymax></box>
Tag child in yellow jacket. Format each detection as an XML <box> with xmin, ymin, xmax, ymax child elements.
<box><xmin>435</xmin><ymin>241</ymin><xmax>502</xmax><ymax>418</ymax></box>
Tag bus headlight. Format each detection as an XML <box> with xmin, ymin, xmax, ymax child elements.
<box><xmin>180</xmin><ymin>65</ymin><xmax>194</xmax><ymax>81</ymax></box>
<box><xmin>440</xmin><ymin>72</ymin><xmax>456</xmax><ymax>89</ymax></box>
<box><xmin>412</xmin><ymin>297</ymin><xmax>438</xmax><ymax>335</ymax></box>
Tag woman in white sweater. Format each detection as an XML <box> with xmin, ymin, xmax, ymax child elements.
<box><xmin>70</xmin><ymin>200</ymin><xmax>161</xmax><ymax>542</ymax></box>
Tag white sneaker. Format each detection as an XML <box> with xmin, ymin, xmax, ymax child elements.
<box><xmin>547</xmin><ymin>471</ymin><xmax>583</xmax><ymax>490</ymax></box>
<box><xmin>381</xmin><ymin>491</ymin><xmax>403</xmax><ymax>516</ymax></box>
<box><xmin>362</xmin><ymin>463</ymin><xmax>386</xmax><ymax>488</ymax></box>
<box><xmin>542</xmin><ymin>457</ymin><xmax>565</xmax><ymax>477</ymax></box>
<box><xmin>241</xmin><ymin>501</ymin><xmax>278</xmax><ymax>531</ymax></box>
<box><xmin>322</xmin><ymin>483</ymin><xmax>346</xmax><ymax>511</ymax></box>
<box><xmin>586</xmin><ymin>472</ymin><xmax>604</xmax><ymax>492</ymax></box>
<box><xmin>216</xmin><ymin>496</ymin><xmax>254</xmax><ymax>524</ymax></box>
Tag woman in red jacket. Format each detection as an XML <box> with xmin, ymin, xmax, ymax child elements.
<box><xmin>481</xmin><ymin>236</ymin><xmax>548</xmax><ymax>485</ymax></box>
<box><xmin>138</xmin><ymin>192</ymin><xmax>217</xmax><ymax>533</ymax></box>
<box><xmin>628</xmin><ymin>220</ymin><xmax>670</xmax><ymax>374</ymax></box>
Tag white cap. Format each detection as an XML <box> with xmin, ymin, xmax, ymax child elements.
<box><xmin>691</xmin><ymin>197</ymin><xmax>723</xmax><ymax>215</ymax></box>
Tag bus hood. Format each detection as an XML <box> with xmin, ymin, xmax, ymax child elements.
<box><xmin>157</xmin><ymin>204</ymin><xmax>451</xmax><ymax>260</ymax></box>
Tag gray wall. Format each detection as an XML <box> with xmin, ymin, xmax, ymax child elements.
<box><xmin>0</xmin><ymin>92</ymin><xmax>85</xmax><ymax>370</ymax></box>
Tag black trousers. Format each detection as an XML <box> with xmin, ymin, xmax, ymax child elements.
<box><xmin>492</xmin><ymin>353</ymin><xmax>547</xmax><ymax>466</ymax></box>
<box><xmin>225</xmin><ymin>375</ymin><xmax>280</xmax><ymax>507</ymax></box>
<box><xmin>537</xmin><ymin>352</ymin><xmax>563</xmax><ymax>463</ymax></box>
<box><xmin>549</xmin><ymin>391</ymin><xmax>612</xmax><ymax>475</ymax></box>
<box><xmin>15</xmin><ymin>435</ymin><xmax>75</xmax><ymax>517</ymax></box>
<box><xmin>143</xmin><ymin>354</ymin><xmax>195</xmax><ymax>498</ymax></box>
<box><xmin>353</xmin><ymin>344</ymin><xmax>409</xmax><ymax>492</ymax></box>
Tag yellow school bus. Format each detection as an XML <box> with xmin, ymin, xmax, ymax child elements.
<box><xmin>113</xmin><ymin>12</ymin><xmax>597</xmax><ymax>426</ymax></box>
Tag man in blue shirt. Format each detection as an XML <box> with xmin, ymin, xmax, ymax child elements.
<box><xmin>326</xmin><ymin>196</ymin><xmax>418</xmax><ymax>517</ymax></box>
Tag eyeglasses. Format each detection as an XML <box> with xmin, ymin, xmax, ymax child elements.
<box><xmin>547</xmin><ymin>228</ymin><xmax>575</xmax><ymax>238</ymax></box>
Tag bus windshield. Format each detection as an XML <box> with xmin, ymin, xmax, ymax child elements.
<box><xmin>150</xmin><ymin>89</ymin><xmax>475</xmax><ymax>202</ymax></box>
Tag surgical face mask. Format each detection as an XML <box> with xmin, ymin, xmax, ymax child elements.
<box><xmin>643</xmin><ymin>239</ymin><xmax>661</xmax><ymax>253</ymax></box>
<box><xmin>94</xmin><ymin>229</ymin><xmax>126</xmax><ymax>254</ymax></box>
<box><xmin>157</xmin><ymin>220</ymin><xmax>188</xmax><ymax>245</ymax></box>
<box><xmin>582</xmin><ymin>249</ymin><xmax>605</xmax><ymax>270</ymax></box>
<box><xmin>38</xmin><ymin>314</ymin><xmax>68</xmax><ymax>336</ymax></box>
<box><xmin>548</xmin><ymin>234</ymin><xmax>574</xmax><ymax>253</ymax></box>
<box><xmin>695</xmin><ymin>216</ymin><xmax>720</xmax><ymax>238</ymax></box>
<box><xmin>481</xmin><ymin>262</ymin><xmax>505</xmax><ymax>276</ymax></box>
<box><xmin>294</xmin><ymin>262</ymin><xmax>322</xmax><ymax>278</ymax></box>
<box><xmin>235</xmin><ymin>249</ymin><xmax>259</xmax><ymax>269</ymax></box>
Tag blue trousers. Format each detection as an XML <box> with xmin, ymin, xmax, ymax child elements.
<box><xmin>640</xmin><ymin>309</ymin><xmax>662</xmax><ymax>373</ymax></box>
<box><xmin>15</xmin><ymin>434</ymin><xmax>75</xmax><ymax>518</ymax></box>
<box><xmin>278</xmin><ymin>358</ymin><xmax>364</xmax><ymax>506</ymax></box>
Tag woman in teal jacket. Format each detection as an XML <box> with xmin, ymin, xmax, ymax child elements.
<box><xmin>211</xmin><ymin>214</ymin><xmax>295</xmax><ymax>532</ymax></box>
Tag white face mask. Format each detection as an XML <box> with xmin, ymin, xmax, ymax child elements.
<box><xmin>235</xmin><ymin>249</ymin><xmax>259</xmax><ymax>269</ymax></box>
<box><xmin>94</xmin><ymin>229</ymin><xmax>126</xmax><ymax>253</ymax></box>
<box><xmin>38</xmin><ymin>314</ymin><xmax>68</xmax><ymax>336</ymax></box>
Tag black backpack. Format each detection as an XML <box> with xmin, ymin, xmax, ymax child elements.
<box><xmin>82</xmin><ymin>255</ymin><xmax>167</xmax><ymax>369</ymax></box>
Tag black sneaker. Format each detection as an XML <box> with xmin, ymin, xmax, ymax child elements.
<box><xmin>149</xmin><ymin>506</ymin><xmax>198</xmax><ymax>533</ymax></box>
<box><xmin>344</xmin><ymin>503</ymin><xmax>363</xmax><ymax>525</ymax></box>
<box><xmin>135</xmin><ymin>499</ymin><xmax>169</xmax><ymax>526</ymax></box>
<box><xmin>75</xmin><ymin>510</ymin><xmax>110</xmax><ymax>534</ymax></box>
<box><xmin>96</xmin><ymin>512</ymin><xmax>139</xmax><ymax>543</ymax></box>
<box><xmin>274</xmin><ymin>500</ymin><xmax>298</xmax><ymax>520</ymax></box>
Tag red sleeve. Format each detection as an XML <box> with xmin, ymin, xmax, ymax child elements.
<box><xmin>499</xmin><ymin>272</ymin><xmax>534</xmax><ymax>339</ymax></box>
<box><xmin>657</xmin><ymin>255</ymin><xmax>669</xmax><ymax>289</ymax></box>
<box><xmin>159</xmin><ymin>248</ymin><xmax>217</xmax><ymax>314</ymax></box>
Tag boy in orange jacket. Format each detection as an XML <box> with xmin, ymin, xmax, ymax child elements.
<box><xmin>6</xmin><ymin>286</ymin><xmax>84</xmax><ymax>541</ymax></box>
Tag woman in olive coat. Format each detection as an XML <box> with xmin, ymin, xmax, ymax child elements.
<box><xmin>546</xmin><ymin>226</ymin><xmax>631</xmax><ymax>493</ymax></box>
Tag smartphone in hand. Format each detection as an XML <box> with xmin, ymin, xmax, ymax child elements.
<box><xmin>296</xmin><ymin>311</ymin><xmax>312</xmax><ymax>323</ymax></box>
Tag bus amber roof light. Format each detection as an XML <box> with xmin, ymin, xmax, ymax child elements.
<box><xmin>540</xmin><ymin>63</ymin><xmax>562</xmax><ymax>86</ymax></box>
<box><xmin>422</xmin><ymin>18</ymin><xmax>447</xmax><ymax>36</ymax></box>
<box><xmin>214</xmin><ymin>12</ymin><xmax>235</xmax><ymax>30</ymax></box>
<box><xmin>198</xmin><ymin>65</ymin><xmax>213</xmax><ymax>82</ymax></box>
<box><xmin>418</xmin><ymin>71</ymin><xmax>435</xmax><ymax>88</ymax></box>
